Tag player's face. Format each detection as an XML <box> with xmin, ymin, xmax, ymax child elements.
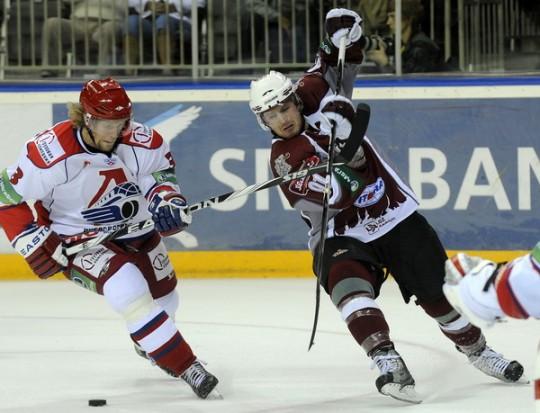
<box><xmin>261</xmin><ymin>100</ymin><xmax>303</xmax><ymax>139</ymax></box>
<box><xmin>88</xmin><ymin>118</ymin><xmax>129</xmax><ymax>151</ymax></box>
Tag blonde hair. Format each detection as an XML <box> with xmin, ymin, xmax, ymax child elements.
<box><xmin>67</xmin><ymin>102</ymin><xmax>85</xmax><ymax>127</ymax></box>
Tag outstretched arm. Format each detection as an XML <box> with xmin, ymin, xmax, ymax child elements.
<box><xmin>443</xmin><ymin>243</ymin><xmax>540</xmax><ymax>328</ymax></box>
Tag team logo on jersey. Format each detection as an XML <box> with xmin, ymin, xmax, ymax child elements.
<box><xmin>273</xmin><ymin>153</ymin><xmax>292</xmax><ymax>177</ymax></box>
<box><xmin>34</xmin><ymin>130</ymin><xmax>65</xmax><ymax>165</ymax></box>
<box><xmin>81</xmin><ymin>182</ymin><xmax>142</xmax><ymax>225</ymax></box>
<box><xmin>289</xmin><ymin>155</ymin><xmax>320</xmax><ymax>195</ymax></box>
<box><xmin>129</xmin><ymin>124</ymin><xmax>153</xmax><ymax>147</ymax></box>
<box><xmin>354</xmin><ymin>177</ymin><xmax>385</xmax><ymax>208</ymax></box>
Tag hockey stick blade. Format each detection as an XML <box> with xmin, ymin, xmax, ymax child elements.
<box><xmin>335</xmin><ymin>103</ymin><xmax>371</xmax><ymax>163</ymax></box>
<box><xmin>64</xmin><ymin>162</ymin><xmax>343</xmax><ymax>256</ymax></box>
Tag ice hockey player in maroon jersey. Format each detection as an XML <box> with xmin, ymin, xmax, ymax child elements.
<box><xmin>0</xmin><ymin>78</ymin><xmax>218</xmax><ymax>399</ymax></box>
<box><xmin>248</xmin><ymin>8</ymin><xmax>525</xmax><ymax>404</ymax></box>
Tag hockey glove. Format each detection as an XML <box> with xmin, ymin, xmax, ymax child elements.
<box><xmin>325</xmin><ymin>8</ymin><xmax>363</xmax><ymax>48</ymax></box>
<box><xmin>12</xmin><ymin>224</ymin><xmax>68</xmax><ymax>279</ymax></box>
<box><xmin>308</xmin><ymin>165</ymin><xmax>364</xmax><ymax>209</ymax></box>
<box><xmin>443</xmin><ymin>253</ymin><xmax>506</xmax><ymax>328</ymax></box>
<box><xmin>148</xmin><ymin>192</ymin><xmax>192</xmax><ymax>237</ymax></box>
<box><xmin>318</xmin><ymin>95</ymin><xmax>356</xmax><ymax>143</ymax></box>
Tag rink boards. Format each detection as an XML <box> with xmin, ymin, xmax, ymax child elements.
<box><xmin>0</xmin><ymin>77</ymin><xmax>537</xmax><ymax>279</ymax></box>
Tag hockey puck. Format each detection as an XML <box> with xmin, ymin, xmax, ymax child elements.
<box><xmin>88</xmin><ymin>399</ymin><xmax>107</xmax><ymax>407</ymax></box>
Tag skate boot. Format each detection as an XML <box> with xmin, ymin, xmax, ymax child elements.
<box><xmin>458</xmin><ymin>344</ymin><xmax>524</xmax><ymax>383</ymax></box>
<box><xmin>181</xmin><ymin>359</ymin><xmax>219</xmax><ymax>399</ymax></box>
<box><xmin>133</xmin><ymin>343</ymin><xmax>179</xmax><ymax>378</ymax></box>
<box><xmin>371</xmin><ymin>345</ymin><xmax>422</xmax><ymax>404</ymax></box>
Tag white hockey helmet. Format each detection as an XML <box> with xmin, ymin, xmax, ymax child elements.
<box><xmin>249</xmin><ymin>70</ymin><xmax>297</xmax><ymax>131</ymax></box>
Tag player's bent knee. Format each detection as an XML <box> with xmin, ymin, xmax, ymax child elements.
<box><xmin>103</xmin><ymin>263</ymin><xmax>153</xmax><ymax>316</ymax></box>
<box><xmin>154</xmin><ymin>289</ymin><xmax>179</xmax><ymax>320</ymax></box>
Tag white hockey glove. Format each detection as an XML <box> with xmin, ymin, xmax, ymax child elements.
<box><xmin>12</xmin><ymin>224</ymin><xmax>68</xmax><ymax>279</ymax></box>
<box><xmin>308</xmin><ymin>165</ymin><xmax>364</xmax><ymax>208</ymax></box>
<box><xmin>325</xmin><ymin>8</ymin><xmax>363</xmax><ymax>48</ymax></box>
<box><xmin>318</xmin><ymin>95</ymin><xmax>355</xmax><ymax>142</ymax></box>
<box><xmin>443</xmin><ymin>253</ymin><xmax>506</xmax><ymax>328</ymax></box>
<box><xmin>148</xmin><ymin>191</ymin><xmax>192</xmax><ymax>237</ymax></box>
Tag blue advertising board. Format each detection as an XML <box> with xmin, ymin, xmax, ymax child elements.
<box><xmin>53</xmin><ymin>95</ymin><xmax>539</xmax><ymax>251</ymax></box>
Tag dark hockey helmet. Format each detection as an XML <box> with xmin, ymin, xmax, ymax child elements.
<box><xmin>80</xmin><ymin>77</ymin><xmax>132</xmax><ymax>120</ymax></box>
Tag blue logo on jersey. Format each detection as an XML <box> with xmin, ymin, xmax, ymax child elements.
<box><xmin>82</xmin><ymin>182</ymin><xmax>141</xmax><ymax>224</ymax></box>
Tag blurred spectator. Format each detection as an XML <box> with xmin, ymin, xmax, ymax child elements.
<box><xmin>41</xmin><ymin>0</ymin><xmax>128</xmax><ymax>77</ymax></box>
<box><xmin>355</xmin><ymin>0</ymin><xmax>389</xmax><ymax>36</ymax></box>
<box><xmin>366</xmin><ymin>0</ymin><xmax>445</xmax><ymax>73</ymax></box>
<box><xmin>124</xmin><ymin>1</ymin><xmax>204</xmax><ymax>73</ymax></box>
<box><xmin>245</xmin><ymin>0</ymin><xmax>315</xmax><ymax>63</ymax></box>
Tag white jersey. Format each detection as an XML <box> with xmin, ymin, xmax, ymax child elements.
<box><xmin>0</xmin><ymin>120</ymin><xmax>179</xmax><ymax>238</ymax></box>
<box><xmin>496</xmin><ymin>243</ymin><xmax>540</xmax><ymax>319</ymax></box>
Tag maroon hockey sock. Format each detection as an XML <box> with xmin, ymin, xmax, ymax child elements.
<box><xmin>346</xmin><ymin>307</ymin><xmax>392</xmax><ymax>355</ymax></box>
<box><xmin>420</xmin><ymin>296</ymin><xmax>482</xmax><ymax>347</ymax></box>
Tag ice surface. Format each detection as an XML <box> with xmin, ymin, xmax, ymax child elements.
<box><xmin>0</xmin><ymin>278</ymin><xmax>536</xmax><ymax>413</ymax></box>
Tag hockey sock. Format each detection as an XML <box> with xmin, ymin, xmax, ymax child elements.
<box><xmin>420</xmin><ymin>296</ymin><xmax>482</xmax><ymax>347</ymax></box>
<box><xmin>328</xmin><ymin>260</ymin><xmax>392</xmax><ymax>355</ymax></box>
<box><xmin>130</xmin><ymin>310</ymin><xmax>195</xmax><ymax>375</ymax></box>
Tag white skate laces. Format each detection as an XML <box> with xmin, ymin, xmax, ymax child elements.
<box><xmin>371</xmin><ymin>347</ymin><xmax>422</xmax><ymax>404</ymax></box>
<box><xmin>180</xmin><ymin>359</ymin><xmax>220</xmax><ymax>399</ymax></box>
<box><xmin>466</xmin><ymin>346</ymin><xmax>525</xmax><ymax>383</ymax></box>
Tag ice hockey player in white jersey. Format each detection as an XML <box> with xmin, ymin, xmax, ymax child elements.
<box><xmin>0</xmin><ymin>78</ymin><xmax>218</xmax><ymax>399</ymax></box>
<box><xmin>249</xmin><ymin>7</ymin><xmax>525</xmax><ymax>404</ymax></box>
<box><xmin>444</xmin><ymin>244</ymin><xmax>540</xmax><ymax>410</ymax></box>
<box><xmin>444</xmin><ymin>243</ymin><xmax>540</xmax><ymax>326</ymax></box>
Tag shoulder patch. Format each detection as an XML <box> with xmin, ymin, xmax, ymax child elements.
<box><xmin>125</xmin><ymin>123</ymin><xmax>164</xmax><ymax>149</ymax></box>
<box><xmin>26</xmin><ymin>121</ymin><xmax>76</xmax><ymax>168</ymax></box>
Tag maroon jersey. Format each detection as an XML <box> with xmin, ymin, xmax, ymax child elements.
<box><xmin>269</xmin><ymin>53</ymin><xmax>419</xmax><ymax>252</ymax></box>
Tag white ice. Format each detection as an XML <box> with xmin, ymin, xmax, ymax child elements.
<box><xmin>0</xmin><ymin>278</ymin><xmax>537</xmax><ymax>413</ymax></box>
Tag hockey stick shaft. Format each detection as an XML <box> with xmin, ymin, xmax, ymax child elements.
<box><xmin>64</xmin><ymin>162</ymin><xmax>342</xmax><ymax>256</ymax></box>
<box><xmin>308</xmin><ymin>36</ymin><xmax>347</xmax><ymax>350</ymax></box>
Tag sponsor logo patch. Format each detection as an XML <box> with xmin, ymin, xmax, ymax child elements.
<box><xmin>34</xmin><ymin>131</ymin><xmax>65</xmax><ymax>165</ymax></box>
<box><xmin>354</xmin><ymin>177</ymin><xmax>385</xmax><ymax>208</ymax></box>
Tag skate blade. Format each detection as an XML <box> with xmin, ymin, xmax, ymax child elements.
<box><xmin>380</xmin><ymin>383</ymin><xmax>423</xmax><ymax>404</ymax></box>
<box><xmin>205</xmin><ymin>388</ymin><xmax>224</xmax><ymax>400</ymax></box>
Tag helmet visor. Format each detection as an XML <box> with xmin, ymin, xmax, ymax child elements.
<box><xmin>88</xmin><ymin>117</ymin><xmax>130</xmax><ymax>136</ymax></box>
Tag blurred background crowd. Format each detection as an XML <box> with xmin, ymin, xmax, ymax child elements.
<box><xmin>0</xmin><ymin>0</ymin><xmax>539</xmax><ymax>79</ymax></box>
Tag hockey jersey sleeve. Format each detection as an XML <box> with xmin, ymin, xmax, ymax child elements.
<box><xmin>0</xmin><ymin>140</ymin><xmax>67</xmax><ymax>241</ymax></box>
<box><xmin>495</xmin><ymin>242</ymin><xmax>540</xmax><ymax>319</ymax></box>
<box><xmin>123</xmin><ymin>123</ymin><xmax>182</xmax><ymax>200</ymax></box>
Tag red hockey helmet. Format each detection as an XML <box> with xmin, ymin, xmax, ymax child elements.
<box><xmin>79</xmin><ymin>77</ymin><xmax>132</xmax><ymax>120</ymax></box>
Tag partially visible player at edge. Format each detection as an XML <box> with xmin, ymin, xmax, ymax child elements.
<box><xmin>249</xmin><ymin>7</ymin><xmax>525</xmax><ymax>404</ymax></box>
<box><xmin>444</xmin><ymin>243</ymin><xmax>540</xmax><ymax>408</ymax></box>
<box><xmin>0</xmin><ymin>78</ymin><xmax>218</xmax><ymax>399</ymax></box>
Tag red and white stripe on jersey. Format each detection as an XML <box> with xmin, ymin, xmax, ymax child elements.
<box><xmin>496</xmin><ymin>262</ymin><xmax>530</xmax><ymax>319</ymax></box>
<box><xmin>0</xmin><ymin>203</ymin><xmax>35</xmax><ymax>241</ymax></box>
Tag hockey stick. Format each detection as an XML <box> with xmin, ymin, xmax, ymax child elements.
<box><xmin>64</xmin><ymin>162</ymin><xmax>343</xmax><ymax>256</ymax></box>
<box><xmin>308</xmin><ymin>36</ymin><xmax>347</xmax><ymax>351</ymax></box>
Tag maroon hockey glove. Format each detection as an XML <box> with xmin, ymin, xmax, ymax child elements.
<box><xmin>12</xmin><ymin>224</ymin><xmax>68</xmax><ymax>279</ymax></box>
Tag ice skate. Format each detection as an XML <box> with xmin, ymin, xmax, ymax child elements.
<box><xmin>133</xmin><ymin>343</ymin><xmax>179</xmax><ymax>378</ymax></box>
<box><xmin>458</xmin><ymin>344</ymin><xmax>525</xmax><ymax>383</ymax></box>
<box><xmin>371</xmin><ymin>346</ymin><xmax>422</xmax><ymax>404</ymax></box>
<box><xmin>181</xmin><ymin>359</ymin><xmax>220</xmax><ymax>399</ymax></box>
